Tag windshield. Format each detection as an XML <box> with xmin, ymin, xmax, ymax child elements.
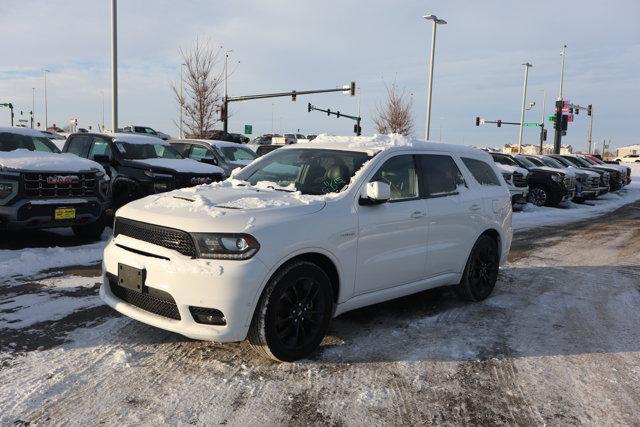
<box><xmin>549</xmin><ymin>156</ymin><xmax>571</xmax><ymax>167</ymax></box>
<box><xmin>492</xmin><ymin>154</ymin><xmax>518</xmax><ymax>166</ymax></box>
<box><xmin>217</xmin><ymin>146</ymin><xmax>257</xmax><ymax>162</ymax></box>
<box><xmin>234</xmin><ymin>148</ymin><xmax>370</xmax><ymax>195</ymax></box>
<box><xmin>515</xmin><ymin>156</ymin><xmax>536</xmax><ymax>168</ymax></box>
<box><xmin>115</xmin><ymin>142</ymin><xmax>182</xmax><ymax>160</ymax></box>
<box><xmin>541</xmin><ymin>157</ymin><xmax>564</xmax><ymax>168</ymax></box>
<box><xmin>0</xmin><ymin>132</ymin><xmax>60</xmax><ymax>153</ymax></box>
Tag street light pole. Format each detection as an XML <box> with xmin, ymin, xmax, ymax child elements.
<box><xmin>558</xmin><ymin>44</ymin><xmax>566</xmax><ymax>101</ymax></box>
<box><xmin>111</xmin><ymin>0</ymin><xmax>118</xmax><ymax>133</ymax></box>
<box><xmin>587</xmin><ymin>105</ymin><xmax>594</xmax><ymax>154</ymax></box>
<box><xmin>539</xmin><ymin>89</ymin><xmax>546</xmax><ymax>154</ymax></box>
<box><xmin>44</xmin><ymin>69</ymin><xmax>49</xmax><ymax>129</ymax></box>
<box><xmin>31</xmin><ymin>87</ymin><xmax>35</xmax><ymax>128</ymax></box>
<box><xmin>423</xmin><ymin>14</ymin><xmax>446</xmax><ymax>141</ymax></box>
<box><xmin>222</xmin><ymin>50</ymin><xmax>233</xmax><ymax>133</ymax></box>
<box><xmin>517</xmin><ymin>62</ymin><xmax>533</xmax><ymax>153</ymax></box>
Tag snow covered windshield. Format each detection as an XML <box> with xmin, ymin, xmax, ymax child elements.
<box><xmin>0</xmin><ymin>132</ymin><xmax>60</xmax><ymax>153</ymax></box>
<box><xmin>115</xmin><ymin>142</ymin><xmax>182</xmax><ymax>160</ymax></box>
<box><xmin>234</xmin><ymin>148</ymin><xmax>370</xmax><ymax>195</ymax></box>
<box><xmin>217</xmin><ymin>146</ymin><xmax>257</xmax><ymax>162</ymax></box>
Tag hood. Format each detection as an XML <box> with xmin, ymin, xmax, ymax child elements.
<box><xmin>495</xmin><ymin>163</ymin><xmax>528</xmax><ymax>177</ymax></box>
<box><xmin>531</xmin><ymin>166</ymin><xmax>570</xmax><ymax>176</ymax></box>
<box><xmin>131</xmin><ymin>158</ymin><xmax>224</xmax><ymax>174</ymax></box>
<box><xmin>117</xmin><ymin>180</ymin><xmax>327</xmax><ymax>233</ymax></box>
<box><xmin>0</xmin><ymin>149</ymin><xmax>105</xmax><ymax>173</ymax></box>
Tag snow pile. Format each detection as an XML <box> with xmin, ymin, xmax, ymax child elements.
<box><xmin>218</xmin><ymin>197</ymin><xmax>291</xmax><ymax>209</ymax></box>
<box><xmin>0</xmin><ymin>234</ymin><xmax>109</xmax><ymax>281</ymax></box>
<box><xmin>495</xmin><ymin>163</ymin><xmax>528</xmax><ymax>177</ymax></box>
<box><xmin>0</xmin><ymin>149</ymin><xmax>105</xmax><ymax>173</ymax></box>
<box><xmin>313</xmin><ymin>133</ymin><xmax>414</xmax><ymax>152</ymax></box>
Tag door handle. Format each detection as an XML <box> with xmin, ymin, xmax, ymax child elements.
<box><xmin>469</xmin><ymin>204</ymin><xmax>482</xmax><ymax>212</ymax></box>
<box><xmin>410</xmin><ymin>211</ymin><xmax>426</xmax><ymax>219</ymax></box>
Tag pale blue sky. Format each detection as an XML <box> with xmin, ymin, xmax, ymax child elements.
<box><xmin>1</xmin><ymin>0</ymin><xmax>639</xmax><ymax>151</ymax></box>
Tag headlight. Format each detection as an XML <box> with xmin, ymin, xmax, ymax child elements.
<box><xmin>154</xmin><ymin>182</ymin><xmax>170</xmax><ymax>192</ymax></box>
<box><xmin>0</xmin><ymin>182</ymin><xmax>14</xmax><ymax>199</ymax></box>
<box><xmin>192</xmin><ymin>233</ymin><xmax>260</xmax><ymax>260</ymax></box>
<box><xmin>144</xmin><ymin>170</ymin><xmax>174</xmax><ymax>179</ymax></box>
<box><xmin>551</xmin><ymin>174</ymin><xmax>561</xmax><ymax>182</ymax></box>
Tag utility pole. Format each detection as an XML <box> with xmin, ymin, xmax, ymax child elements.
<box><xmin>100</xmin><ymin>90</ymin><xmax>105</xmax><ymax>131</ymax></box>
<box><xmin>111</xmin><ymin>0</ymin><xmax>118</xmax><ymax>132</ymax></box>
<box><xmin>423</xmin><ymin>14</ymin><xmax>447</xmax><ymax>141</ymax></box>
<box><xmin>222</xmin><ymin>50</ymin><xmax>232</xmax><ymax>133</ymax></box>
<box><xmin>558</xmin><ymin>45</ymin><xmax>566</xmax><ymax>100</ymax></box>
<box><xmin>587</xmin><ymin>104</ymin><xmax>594</xmax><ymax>154</ymax></box>
<box><xmin>44</xmin><ymin>69</ymin><xmax>49</xmax><ymax>129</ymax></box>
<box><xmin>517</xmin><ymin>62</ymin><xmax>532</xmax><ymax>153</ymax></box>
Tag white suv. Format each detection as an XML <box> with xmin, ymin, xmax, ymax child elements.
<box><xmin>101</xmin><ymin>135</ymin><xmax>513</xmax><ymax>361</ymax></box>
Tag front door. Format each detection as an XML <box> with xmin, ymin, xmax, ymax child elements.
<box><xmin>355</xmin><ymin>154</ymin><xmax>428</xmax><ymax>294</ymax></box>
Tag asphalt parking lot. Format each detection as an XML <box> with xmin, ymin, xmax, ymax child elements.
<box><xmin>2</xmin><ymin>200</ymin><xmax>640</xmax><ymax>425</ymax></box>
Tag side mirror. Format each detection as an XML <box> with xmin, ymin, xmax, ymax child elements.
<box><xmin>93</xmin><ymin>154</ymin><xmax>111</xmax><ymax>164</ymax></box>
<box><xmin>359</xmin><ymin>181</ymin><xmax>391</xmax><ymax>205</ymax></box>
<box><xmin>230</xmin><ymin>167</ymin><xmax>242</xmax><ymax>178</ymax></box>
<box><xmin>200</xmin><ymin>157</ymin><xmax>219</xmax><ymax>166</ymax></box>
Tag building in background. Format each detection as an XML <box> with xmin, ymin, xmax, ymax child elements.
<box><xmin>616</xmin><ymin>144</ymin><xmax>639</xmax><ymax>157</ymax></box>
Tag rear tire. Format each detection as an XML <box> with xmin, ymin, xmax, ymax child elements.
<box><xmin>248</xmin><ymin>261</ymin><xmax>334</xmax><ymax>362</ymax></box>
<box><xmin>456</xmin><ymin>235</ymin><xmax>499</xmax><ymax>302</ymax></box>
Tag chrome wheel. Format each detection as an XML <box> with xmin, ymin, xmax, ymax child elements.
<box><xmin>528</xmin><ymin>187</ymin><xmax>548</xmax><ymax>206</ymax></box>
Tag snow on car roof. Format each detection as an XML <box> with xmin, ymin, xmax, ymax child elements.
<box><xmin>291</xmin><ymin>133</ymin><xmax>491</xmax><ymax>159</ymax></box>
<box><xmin>110</xmin><ymin>133</ymin><xmax>169</xmax><ymax>145</ymax></box>
<box><xmin>0</xmin><ymin>127</ymin><xmax>52</xmax><ymax>138</ymax></box>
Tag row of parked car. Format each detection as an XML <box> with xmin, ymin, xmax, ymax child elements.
<box><xmin>489</xmin><ymin>151</ymin><xmax>632</xmax><ymax>208</ymax></box>
<box><xmin>0</xmin><ymin>126</ymin><xmax>261</xmax><ymax>238</ymax></box>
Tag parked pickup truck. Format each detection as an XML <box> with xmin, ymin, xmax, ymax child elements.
<box><xmin>490</xmin><ymin>156</ymin><xmax>529</xmax><ymax>210</ymax></box>
<box><xmin>0</xmin><ymin>127</ymin><xmax>110</xmax><ymax>238</ymax></box>
<box><xmin>271</xmin><ymin>133</ymin><xmax>308</xmax><ymax>145</ymax></box>
<box><xmin>63</xmin><ymin>133</ymin><xmax>225</xmax><ymax>208</ymax></box>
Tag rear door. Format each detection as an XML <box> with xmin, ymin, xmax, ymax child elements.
<box><xmin>419</xmin><ymin>154</ymin><xmax>484</xmax><ymax>277</ymax></box>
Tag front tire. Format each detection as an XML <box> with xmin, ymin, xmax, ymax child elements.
<box><xmin>456</xmin><ymin>235</ymin><xmax>499</xmax><ymax>302</ymax></box>
<box><xmin>248</xmin><ymin>261</ymin><xmax>334</xmax><ymax>362</ymax></box>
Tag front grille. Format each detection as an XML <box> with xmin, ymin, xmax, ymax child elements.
<box><xmin>585</xmin><ymin>176</ymin><xmax>599</xmax><ymax>189</ymax></box>
<box><xmin>601</xmin><ymin>173</ymin><xmax>610</xmax><ymax>187</ymax></box>
<box><xmin>114</xmin><ymin>217</ymin><xmax>197</xmax><ymax>257</ymax></box>
<box><xmin>176</xmin><ymin>173</ymin><xmax>224</xmax><ymax>189</ymax></box>
<box><xmin>512</xmin><ymin>172</ymin><xmax>528</xmax><ymax>187</ymax></box>
<box><xmin>563</xmin><ymin>176</ymin><xmax>576</xmax><ymax>190</ymax></box>
<box><xmin>22</xmin><ymin>172</ymin><xmax>97</xmax><ymax>198</ymax></box>
<box><xmin>108</xmin><ymin>273</ymin><xmax>181</xmax><ymax>320</ymax></box>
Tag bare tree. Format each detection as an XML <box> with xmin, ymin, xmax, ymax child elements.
<box><xmin>373</xmin><ymin>84</ymin><xmax>414</xmax><ymax>136</ymax></box>
<box><xmin>171</xmin><ymin>38</ymin><xmax>224</xmax><ymax>138</ymax></box>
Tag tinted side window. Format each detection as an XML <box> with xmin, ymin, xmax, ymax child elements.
<box><xmin>66</xmin><ymin>136</ymin><xmax>92</xmax><ymax>157</ymax></box>
<box><xmin>419</xmin><ymin>155</ymin><xmax>466</xmax><ymax>197</ymax></box>
<box><xmin>370</xmin><ymin>155</ymin><xmax>418</xmax><ymax>201</ymax></box>
<box><xmin>462</xmin><ymin>157</ymin><xmax>500</xmax><ymax>186</ymax></box>
<box><xmin>189</xmin><ymin>146</ymin><xmax>214</xmax><ymax>161</ymax></box>
<box><xmin>88</xmin><ymin>139</ymin><xmax>112</xmax><ymax>160</ymax></box>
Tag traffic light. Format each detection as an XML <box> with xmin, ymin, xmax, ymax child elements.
<box><xmin>575</xmin><ymin>107</ymin><xmax>579</xmax><ymax>115</ymax></box>
<box><xmin>497</xmin><ymin>120</ymin><xmax>502</xmax><ymax>128</ymax></box>
<box><xmin>569</xmin><ymin>107</ymin><xmax>573</xmax><ymax>114</ymax></box>
<box><xmin>587</xmin><ymin>104</ymin><xmax>592</xmax><ymax>116</ymax></box>
<box><xmin>475</xmin><ymin>116</ymin><xmax>480</xmax><ymax>126</ymax></box>
<box><xmin>349</xmin><ymin>81</ymin><xmax>356</xmax><ymax>96</ymax></box>
<box><xmin>561</xmin><ymin>114</ymin><xmax>569</xmax><ymax>131</ymax></box>
<box><xmin>337</xmin><ymin>111</ymin><xmax>340</xmax><ymax>118</ymax></box>
<box><xmin>543</xmin><ymin>129</ymin><xmax>548</xmax><ymax>141</ymax></box>
<box><xmin>291</xmin><ymin>91</ymin><xmax>297</xmax><ymax>101</ymax></box>
<box><xmin>327</xmin><ymin>109</ymin><xmax>331</xmax><ymax>116</ymax></box>
<box><xmin>354</xmin><ymin>124</ymin><xmax>362</xmax><ymax>135</ymax></box>
<box><xmin>307</xmin><ymin>102</ymin><xmax>312</xmax><ymax>112</ymax></box>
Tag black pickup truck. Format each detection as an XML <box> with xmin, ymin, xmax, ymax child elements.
<box><xmin>63</xmin><ymin>133</ymin><xmax>226</xmax><ymax>208</ymax></box>
<box><xmin>0</xmin><ymin>127</ymin><xmax>110</xmax><ymax>238</ymax></box>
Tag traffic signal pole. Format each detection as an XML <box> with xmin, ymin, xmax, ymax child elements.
<box><xmin>222</xmin><ymin>82</ymin><xmax>356</xmax><ymax>132</ymax></box>
<box><xmin>553</xmin><ymin>100</ymin><xmax>563</xmax><ymax>154</ymax></box>
<box><xmin>308</xmin><ymin>103</ymin><xmax>362</xmax><ymax>135</ymax></box>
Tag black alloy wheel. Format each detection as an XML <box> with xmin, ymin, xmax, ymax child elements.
<box><xmin>456</xmin><ymin>235</ymin><xmax>500</xmax><ymax>302</ymax></box>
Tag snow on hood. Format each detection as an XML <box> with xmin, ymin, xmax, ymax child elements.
<box><xmin>0</xmin><ymin>149</ymin><xmax>105</xmax><ymax>173</ymax></box>
<box><xmin>134</xmin><ymin>158</ymin><xmax>224</xmax><ymax>174</ymax></box>
<box><xmin>494</xmin><ymin>163</ymin><xmax>528</xmax><ymax>177</ymax></box>
<box><xmin>118</xmin><ymin>179</ymin><xmax>327</xmax><ymax>232</ymax></box>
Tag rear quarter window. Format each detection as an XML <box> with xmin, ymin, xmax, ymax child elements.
<box><xmin>462</xmin><ymin>157</ymin><xmax>501</xmax><ymax>186</ymax></box>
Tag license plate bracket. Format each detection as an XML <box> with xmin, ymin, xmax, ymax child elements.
<box><xmin>118</xmin><ymin>263</ymin><xmax>146</xmax><ymax>293</ymax></box>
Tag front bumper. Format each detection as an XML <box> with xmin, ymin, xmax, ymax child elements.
<box><xmin>0</xmin><ymin>198</ymin><xmax>108</xmax><ymax>230</ymax></box>
<box><xmin>100</xmin><ymin>236</ymin><xmax>269</xmax><ymax>342</ymax></box>
<box><xmin>509</xmin><ymin>187</ymin><xmax>528</xmax><ymax>208</ymax></box>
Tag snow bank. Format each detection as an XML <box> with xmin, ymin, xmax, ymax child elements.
<box><xmin>0</xmin><ymin>149</ymin><xmax>105</xmax><ymax>173</ymax></box>
<box><xmin>133</xmin><ymin>158</ymin><xmax>224</xmax><ymax>174</ymax></box>
<box><xmin>313</xmin><ymin>133</ymin><xmax>414</xmax><ymax>152</ymax></box>
<box><xmin>513</xmin><ymin>164</ymin><xmax>640</xmax><ymax>230</ymax></box>
<box><xmin>0</xmin><ymin>233</ymin><xmax>109</xmax><ymax>281</ymax></box>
